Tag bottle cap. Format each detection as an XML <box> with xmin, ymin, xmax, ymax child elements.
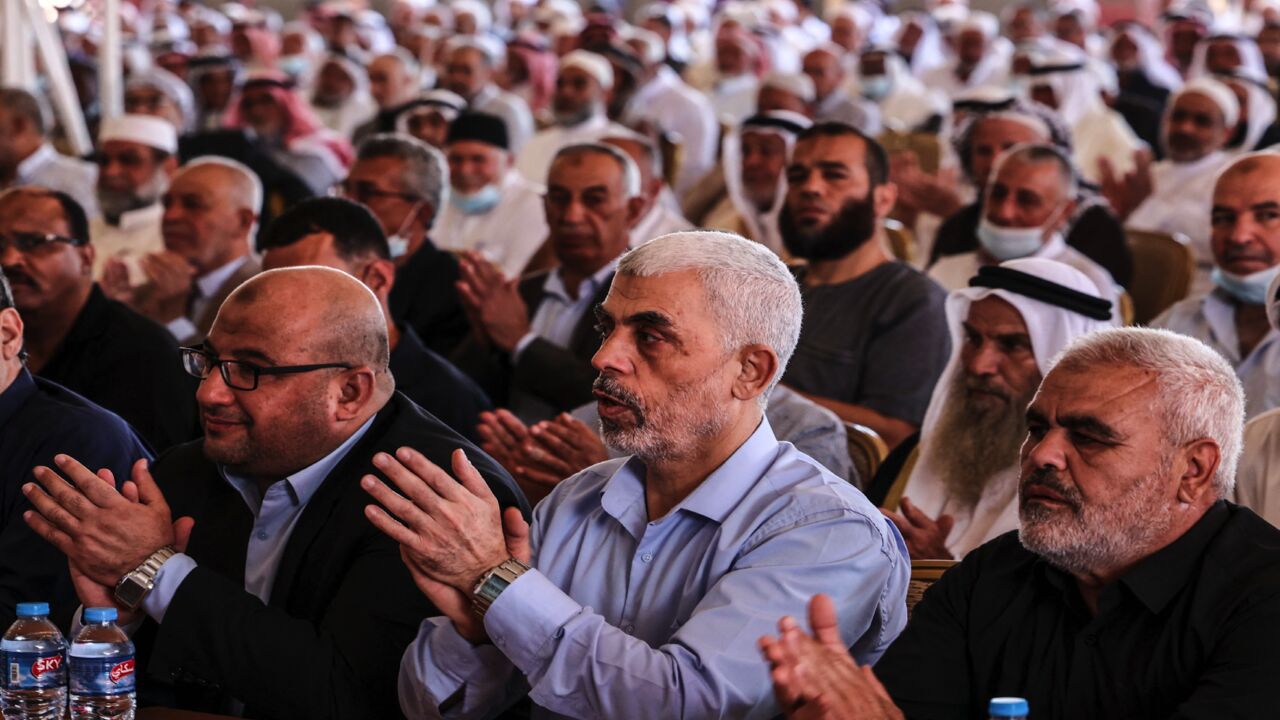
<box><xmin>989</xmin><ymin>697</ymin><xmax>1030</xmax><ymax>717</ymax></box>
<box><xmin>84</xmin><ymin>607</ymin><xmax>119</xmax><ymax>623</ymax></box>
<box><xmin>15</xmin><ymin>602</ymin><xmax>50</xmax><ymax>617</ymax></box>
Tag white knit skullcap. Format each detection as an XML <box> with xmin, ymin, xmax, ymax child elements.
<box><xmin>98</xmin><ymin>113</ymin><xmax>178</xmax><ymax>154</ymax></box>
<box><xmin>559</xmin><ymin>50</ymin><xmax>614</xmax><ymax>91</ymax></box>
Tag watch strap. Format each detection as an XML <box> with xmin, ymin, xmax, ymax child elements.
<box><xmin>114</xmin><ymin>545</ymin><xmax>177</xmax><ymax>610</ymax></box>
<box><xmin>471</xmin><ymin>558</ymin><xmax>531</xmax><ymax>616</ymax></box>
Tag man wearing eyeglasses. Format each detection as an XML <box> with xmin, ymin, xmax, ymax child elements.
<box><xmin>0</xmin><ymin>187</ymin><xmax>198</xmax><ymax>451</ymax></box>
<box><xmin>89</xmin><ymin>114</ymin><xmax>180</xmax><ymax>284</ymax></box>
<box><xmin>341</xmin><ymin>134</ymin><xmax>470</xmax><ymax>356</ymax></box>
<box><xmin>0</xmin><ymin>266</ymin><xmax>151</xmax><ymax>630</ymax></box>
<box><xmin>22</xmin><ymin>266</ymin><xmax>529</xmax><ymax>719</ymax></box>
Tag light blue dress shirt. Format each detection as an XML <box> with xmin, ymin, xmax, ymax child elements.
<box><xmin>140</xmin><ymin>416</ymin><xmax>376</xmax><ymax>622</ymax></box>
<box><xmin>399</xmin><ymin>418</ymin><xmax>910</xmax><ymax>719</ymax></box>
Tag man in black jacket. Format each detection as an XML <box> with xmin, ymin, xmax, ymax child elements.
<box><xmin>23</xmin><ymin>266</ymin><xmax>529</xmax><ymax>719</ymax></box>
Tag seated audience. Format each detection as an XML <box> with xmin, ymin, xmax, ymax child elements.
<box><xmin>0</xmin><ymin>266</ymin><xmax>150</xmax><ymax>628</ymax></box>
<box><xmin>353</xmin><ymin>49</ymin><xmax>424</xmax><ymax>146</ymax></box>
<box><xmin>883</xmin><ymin>259</ymin><xmax>1115</xmax><ymax>559</ymax></box>
<box><xmin>394</xmin><ymin>90</ymin><xmax>468</xmax><ymax>148</ymax></box>
<box><xmin>442</xmin><ymin>35</ymin><xmax>535</xmax><ymax>154</ymax></box>
<box><xmin>259</xmin><ymin>197</ymin><xmax>492</xmax><ymax>442</ymax></box>
<box><xmin>600</xmin><ymin>130</ymin><xmax>694</xmax><ymax>247</ymax></box>
<box><xmin>517</xmin><ymin>50</ymin><xmax>625</xmax><ymax>183</ymax></box>
<box><xmin>377</xmin><ymin>230</ymin><xmax>909</xmax><ymax>718</ymax></box>
<box><xmin>90</xmin><ymin>114</ymin><xmax>179</xmax><ymax>282</ymax></box>
<box><xmin>778</xmin><ymin>122</ymin><xmax>950</xmax><ymax>448</ymax></box>
<box><xmin>0</xmin><ymin>87</ymin><xmax>98</xmax><ymax>217</ymax></box>
<box><xmin>1155</xmin><ymin>151</ymin><xmax>1280</xmax><ymax>419</ymax></box>
<box><xmin>0</xmin><ymin>187</ymin><xmax>198</xmax><ymax>451</ymax></box>
<box><xmin>804</xmin><ymin>45</ymin><xmax>881</xmax><ymax>132</ymax></box>
<box><xmin>929</xmin><ymin>144</ymin><xmax>1120</xmax><ymax>316</ymax></box>
<box><xmin>453</xmin><ymin>142</ymin><xmax>643</xmax><ymax>420</ymax></box>
<box><xmin>763</xmin><ymin>327</ymin><xmax>1280</xmax><ymax>719</ymax></box>
<box><xmin>433</xmin><ymin>112</ymin><xmax>549</xmax><ymax>277</ymax></box>
<box><xmin>23</xmin><ymin>267</ymin><xmax>528</xmax><ymax>719</ymax></box>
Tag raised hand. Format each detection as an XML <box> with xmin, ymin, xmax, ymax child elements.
<box><xmin>882</xmin><ymin>496</ymin><xmax>954</xmax><ymax>560</ymax></box>
<box><xmin>455</xmin><ymin>251</ymin><xmax>530</xmax><ymax>353</ymax></box>
<box><xmin>132</xmin><ymin>251</ymin><xmax>198</xmax><ymax>323</ymax></box>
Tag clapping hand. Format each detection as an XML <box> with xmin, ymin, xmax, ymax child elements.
<box><xmin>882</xmin><ymin>497</ymin><xmax>954</xmax><ymax>560</ymax></box>
<box><xmin>455</xmin><ymin>251</ymin><xmax>530</xmax><ymax>353</ymax></box>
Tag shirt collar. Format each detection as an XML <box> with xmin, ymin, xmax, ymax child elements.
<box><xmin>196</xmin><ymin>255</ymin><xmax>251</xmax><ymax>299</ymax></box>
<box><xmin>1120</xmin><ymin>500</ymin><xmax>1230</xmax><ymax>614</ymax></box>
<box><xmin>599</xmin><ymin>416</ymin><xmax>780</xmax><ymax>529</ymax></box>
<box><xmin>0</xmin><ymin>368</ymin><xmax>38</xmax><ymax>429</ymax></box>
<box><xmin>220</xmin><ymin>415</ymin><xmax>377</xmax><ymax>509</ymax></box>
<box><xmin>16</xmin><ymin>144</ymin><xmax>56</xmax><ymax>181</ymax></box>
<box><xmin>543</xmin><ymin>257</ymin><xmax>619</xmax><ymax>304</ymax></box>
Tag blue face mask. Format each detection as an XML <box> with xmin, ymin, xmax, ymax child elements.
<box><xmin>976</xmin><ymin>217</ymin><xmax>1049</xmax><ymax>261</ymax></box>
<box><xmin>860</xmin><ymin>75</ymin><xmax>892</xmax><ymax>101</ymax></box>
<box><xmin>451</xmin><ymin>184</ymin><xmax>502</xmax><ymax>215</ymax></box>
<box><xmin>1212</xmin><ymin>264</ymin><xmax>1280</xmax><ymax>305</ymax></box>
<box><xmin>278</xmin><ymin>54</ymin><xmax>310</xmax><ymax>79</ymax></box>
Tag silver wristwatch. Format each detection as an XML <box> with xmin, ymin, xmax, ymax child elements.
<box><xmin>471</xmin><ymin>558</ymin><xmax>531</xmax><ymax>615</ymax></box>
<box><xmin>114</xmin><ymin>545</ymin><xmax>177</xmax><ymax>611</ymax></box>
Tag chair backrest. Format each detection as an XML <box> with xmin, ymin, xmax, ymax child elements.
<box><xmin>1119</xmin><ymin>290</ymin><xmax>1135</xmax><ymax>326</ymax></box>
<box><xmin>1124</xmin><ymin>229</ymin><xmax>1195</xmax><ymax>324</ymax></box>
<box><xmin>880</xmin><ymin>443</ymin><xmax>920</xmax><ymax>512</ymax></box>
<box><xmin>658</xmin><ymin>131</ymin><xmax>683</xmax><ymax>189</ymax></box>
<box><xmin>884</xmin><ymin>218</ymin><xmax>916</xmax><ymax>264</ymax></box>
<box><xmin>845</xmin><ymin>422</ymin><xmax>888</xmax><ymax>489</ymax></box>
<box><xmin>907</xmin><ymin>559</ymin><xmax>958</xmax><ymax>615</ymax></box>
<box><xmin>878</xmin><ymin>130</ymin><xmax>942</xmax><ymax>174</ymax></box>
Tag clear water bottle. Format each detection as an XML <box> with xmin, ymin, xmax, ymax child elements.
<box><xmin>1</xmin><ymin>601</ymin><xmax>68</xmax><ymax>719</ymax></box>
<box><xmin>989</xmin><ymin>696</ymin><xmax>1029</xmax><ymax>720</ymax></box>
<box><xmin>69</xmin><ymin>607</ymin><xmax>136</xmax><ymax>720</ymax></box>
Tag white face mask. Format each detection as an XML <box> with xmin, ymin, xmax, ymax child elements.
<box><xmin>1212</xmin><ymin>264</ymin><xmax>1280</xmax><ymax>305</ymax></box>
<box><xmin>387</xmin><ymin>201</ymin><xmax>424</xmax><ymax>259</ymax></box>
<box><xmin>975</xmin><ymin>204</ymin><xmax>1067</xmax><ymax>261</ymax></box>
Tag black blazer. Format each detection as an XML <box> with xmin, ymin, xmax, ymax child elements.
<box><xmin>451</xmin><ymin>270</ymin><xmax>612</xmax><ymax>413</ymax></box>
<box><xmin>135</xmin><ymin>392</ymin><xmax>530</xmax><ymax>719</ymax></box>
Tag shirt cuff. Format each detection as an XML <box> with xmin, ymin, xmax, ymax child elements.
<box><xmin>400</xmin><ymin>616</ymin><xmax>512</xmax><ymax>718</ymax></box>
<box><xmin>482</xmin><ymin>570</ymin><xmax>582</xmax><ymax>672</ymax></box>
<box><xmin>165</xmin><ymin>317</ymin><xmax>198</xmax><ymax>344</ymax></box>
<box><xmin>510</xmin><ymin>332</ymin><xmax>538</xmax><ymax>364</ymax></box>
<box><xmin>140</xmin><ymin>552</ymin><xmax>198</xmax><ymax>624</ymax></box>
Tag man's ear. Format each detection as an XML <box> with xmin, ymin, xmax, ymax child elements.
<box><xmin>1175</xmin><ymin>438</ymin><xmax>1221</xmax><ymax>505</ymax></box>
<box><xmin>414</xmin><ymin>202</ymin><xmax>436</xmax><ymax>231</ymax></box>
<box><xmin>872</xmin><ymin>181</ymin><xmax>898</xmax><ymax>220</ymax></box>
<box><xmin>333</xmin><ymin>366</ymin><xmax>378</xmax><ymax>420</ymax></box>
<box><xmin>360</xmin><ymin>257</ymin><xmax>398</xmax><ymax>298</ymax></box>
<box><xmin>0</xmin><ymin>308</ymin><xmax>25</xmax><ymax>362</ymax></box>
<box><xmin>731</xmin><ymin>343</ymin><xmax>779</xmax><ymax>403</ymax></box>
<box><xmin>624</xmin><ymin>196</ymin><xmax>647</xmax><ymax>230</ymax></box>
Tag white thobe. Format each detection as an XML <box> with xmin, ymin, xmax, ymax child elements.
<box><xmin>710</xmin><ymin>74</ymin><xmax>760</xmax><ymax>126</ymax></box>
<box><xmin>630</xmin><ymin>203</ymin><xmax>693</xmax><ymax>248</ymax></box>
<box><xmin>624</xmin><ymin>66</ymin><xmax>720</xmax><ymax>196</ymax></box>
<box><xmin>1127</xmin><ymin>151</ymin><xmax>1233</xmax><ymax>295</ymax></box>
<box><xmin>12</xmin><ymin>143</ymin><xmax>99</xmax><ymax>218</ymax></box>
<box><xmin>1235</xmin><ymin>408</ymin><xmax>1280</xmax><ymax>528</ymax></box>
<box><xmin>90</xmin><ymin>203</ymin><xmax>164</xmax><ymax>285</ymax></box>
<box><xmin>1153</xmin><ymin>290</ymin><xmax>1280</xmax><ymax>419</ymax></box>
<box><xmin>515</xmin><ymin>114</ymin><xmax>619</xmax><ymax>185</ymax></box>
<box><xmin>433</xmin><ymin>170</ymin><xmax>548</xmax><ymax>278</ymax></box>
<box><xmin>472</xmin><ymin>84</ymin><xmax>536</xmax><ymax>155</ymax></box>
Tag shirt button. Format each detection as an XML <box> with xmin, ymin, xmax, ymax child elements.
<box><xmin>256</xmin><ymin>531</ymin><xmax>269</xmax><ymax>540</ymax></box>
<box><xmin>554</xmin><ymin>628</ymin><xmax>565</xmax><ymax>639</ymax></box>
<box><xmin>624</xmin><ymin>624</ymin><xmax>635</xmax><ymax>633</ymax></box>
<box><xmin>641</xmin><ymin>553</ymin><xmax>653</xmax><ymax>563</ymax></box>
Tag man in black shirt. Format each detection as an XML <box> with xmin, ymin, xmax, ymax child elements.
<box><xmin>0</xmin><ymin>186</ymin><xmax>199</xmax><ymax>451</ymax></box>
<box><xmin>259</xmin><ymin>197</ymin><xmax>492</xmax><ymax>441</ymax></box>
<box><xmin>761</xmin><ymin>327</ymin><xmax>1280</xmax><ymax>719</ymax></box>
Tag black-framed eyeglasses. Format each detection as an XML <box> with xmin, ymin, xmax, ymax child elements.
<box><xmin>0</xmin><ymin>231</ymin><xmax>85</xmax><ymax>253</ymax></box>
<box><xmin>334</xmin><ymin>179</ymin><xmax>422</xmax><ymax>205</ymax></box>
<box><xmin>180</xmin><ymin>347</ymin><xmax>353</xmax><ymax>391</ymax></box>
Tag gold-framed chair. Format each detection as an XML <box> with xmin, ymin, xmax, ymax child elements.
<box><xmin>883</xmin><ymin>218</ymin><xmax>916</xmax><ymax>264</ymax></box>
<box><xmin>908</xmin><ymin>559</ymin><xmax>957</xmax><ymax>615</ymax></box>
<box><xmin>1124</xmin><ymin>229</ymin><xmax>1195</xmax><ymax>325</ymax></box>
<box><xmin>878</xmin><ymin>130</ymin><xmax>942</xmax><ymax>174</ymax></box>
<box><xmin>845</xmin><ymin>422</ymin><xmax>889</xmax><ymax>489</ymax></box>
<box><xmin>657</xmin><ymin>131</ymin><xmax>684</xmax><ymax>190</ymax></box>
<box><xmin>1119</xmin><ymin>290</ymin><xmax>1135</xmax><ymax>326</ymax></box>
<box><xmin>880</xmin><ymin>443</ymin><xmax>920</xmax><ymax>512</ymax></box>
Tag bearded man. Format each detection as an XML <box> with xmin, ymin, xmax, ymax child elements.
<box><xmin>883</xmin><ymin>259</ymin><xmax>1115</xmax><ymax>560</ymax></box>
<box><xmin>777</xmin><ymin>122</ymin><xmax>950</xmax><ymax>448</ymax></box>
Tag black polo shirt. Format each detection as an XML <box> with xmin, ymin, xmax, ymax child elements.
<box><xmin>876</xmin><ymin>501</ymin><xmax>1280</xmax><ymax>719</ymax></box>
<box><xmin>37</xmin><ymin>284</ymin><xmax>200</xmax><ymax>452</ymax></box>
<box><xmin>389</xmin><ymin>325</ymin><xmax>491</xmax><ymax>443</ymax></box>
<box><xmin>388</xmin><ymin>239</ymin><xmax>471</xmax><ymax>357</ymax></box>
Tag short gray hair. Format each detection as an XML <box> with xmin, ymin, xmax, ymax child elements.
<box><xmin>553</xmin><ymin>142</ymin><xmax>641</xmax><ymax>199</ymax></box>
<box><xmin>184</xmin><ymin>155</ymin><xmax>263</xmax><ymax>215</ymax></box>
<box><xmin>1049</xmin><ymin>327</ymin><xmax>1245</xmax><ymax>498</ymax></box>
<box><xmin>990</xmin><ymin>142</ymin><xmax>1079</xmax><ymax>199</ymax></box>
<box><xmin>356</xmin><ymin>133</ymin><xmax>449</xmax><ymax>226</ymax></box>
<box><xmin>0</xmin><ymin>87</ymin><xmax>48</xmax><ymax>136</ymax></box>
<box><xmin>618</xmin><ymin>230</ymin><xmax>803</xmax><ymax>407</ymax></box>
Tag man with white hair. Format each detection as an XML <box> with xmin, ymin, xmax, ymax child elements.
<box><xmin>309</xmin><ymin>54</ymin><xmax>378</xmax><ymax>138</ymax></box>
<box><xmin>929</xmin><ymin>144</ymin><xmax>1120</xmax><ymax>315</ymax></box>
<box><xmin>90</xmin><ymin>114</ymin><xmax>180</xmax><ymax>283</ymax></box>
<box><xmin>1105</xmin><ymin>77</ymin><xmax>1239</xmax><ymax>292</ymax></box>
<box><xmin>1155</xmin><ymin>152</ymin><xmax>1280</xmax><ymax>420</ymax></box>
<box><xmin>621</xmin><ymin>26</ymin><xmax>719</xmax><ymax>195</ymax></box>
<box><xmin>765</xmin><ymin>325</ymin><xmax>1280</xmax><ymax>718</ymax></box>
<box><xmin>353</xmin><ymin>49</ymin><xmax>424</xmax><ymax>145</ymax></box>
<box><xmin>704</xmin><ymin>111</ymin><xmax>812</xmax><ymax>256</ymax></box>
<box><xmin>921</xmin><ymin>12</ymin><xmax>1010</xmax><ymax>100</ymax></box>
<box><xmin>443</xmin><ymin>35</ymin><xmax>535</xmax><ymax>153</ymax></box>
<box><xmin>110</xmin><ymin>157</ymin><xmax>262</xmax><ymax>344</ymax></box>
<box><xmin>709</xmin><ymin>22</ymin><xmax>767</xmax><ymax>124</ymax></box>
<box><xmin>433</xmin><ymin>112</ymin><xmax>549</xmax><ymax>278</ymax></box>
<box><xmin>516</xmin><ymin>50</ymin><xmax>623</xmax><ymax>184</ymax></box>
<box><xmin>380</xmin><ymin>229</ymin><xmax>909</xmax><ymax>719</ymax></box>
<box><xmin>884</xmin><ymin>259</ymin><xmax>1115</xmax><ymax>560</ymax></box>
<box><xmin>0</xmin><ymin>87</ymin><xmax>98</xmax><ymax>217</ymax></box>
<box><xmin>803</xmin><ymin>44</ymin><xmax>881</xmax><ymax>132</ymax></box>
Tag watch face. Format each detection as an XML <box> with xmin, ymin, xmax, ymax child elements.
<box><xmin>115</xmin><ymin>579</ymin><xmax>147</xmax><ymax>610</ymax></box>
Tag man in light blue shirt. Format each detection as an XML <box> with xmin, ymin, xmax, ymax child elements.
<box><xmin>363</xmin><ymin>230</ymin><xmax>910</xmax><ymax>719</ymax></box>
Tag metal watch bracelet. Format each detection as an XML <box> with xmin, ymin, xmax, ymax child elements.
<box><xmin>114</xmin><ymin>545</ymin><xmax>178</xmax><ymax>611</ymax></box>
<box><xmin>471</xmin><ymin>557</ymin><xmax>532</xmax><ymax>616</ymax></box>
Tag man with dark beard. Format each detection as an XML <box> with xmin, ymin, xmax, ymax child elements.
<box><xmin>883</xmin><ymin>258</ymin><xmax>1115</xmax><ymax>560</ymax></box>
<box><xmin>777</xmin><ymin>122</ymin><xmax>950</xmax><ymax>448</ymax></box>
<box><xmin>375</xmin><ymin>231</ymin><xmax>909</xmax><ymax>719</ymax></box>
<box><xmin>762</xmin><ymin>327</ymin><xmax>1280</xmax><ymax>719</ymax></box>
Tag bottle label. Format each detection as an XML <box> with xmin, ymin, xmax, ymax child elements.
<box><xmin>2</xmin><ymin>650</ymin><xmax>66</xmax><ymax>689</ymax></box>
<box><xmin>69</xmin><ymin>655</ymin><xmax>136</xmax><ymax>696</ymax></box>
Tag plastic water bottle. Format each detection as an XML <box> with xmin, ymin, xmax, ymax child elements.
<box><xmin>69</xmin><ymin>607</ymin><xmax>136</xmax><ymax>720</ymax></box>
<box><xmin>989</xmin><ymin>696</ymin><xmax>1029</xmax><ymax>719</ymax></box>
<box><xmin>1</xmin><ymin>601</ymin><xmax>68</xmax><ymax>719</ymax></box>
